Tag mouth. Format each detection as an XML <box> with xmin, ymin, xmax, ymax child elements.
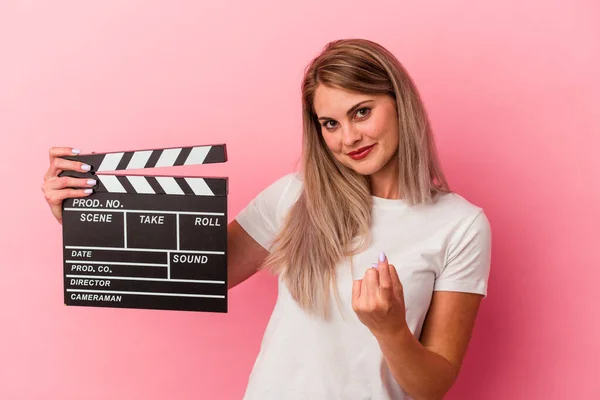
<box><xmin>347</xmin><ymin>144</ymin><xmax>375</xmax><ymax>160</ymax></box>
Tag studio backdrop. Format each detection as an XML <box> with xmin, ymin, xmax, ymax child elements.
<box><xmin>0</xmin><ymin>1</ymin><xmax>598</xmax><ymax>399</ymax></box>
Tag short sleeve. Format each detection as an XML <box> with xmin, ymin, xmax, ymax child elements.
<box><xmin>235</xmin><ymin>173</ymin><xmax>299</xmax><ymax>251</ymax></box>
<box><xmin>434</xmin><ymin>210</ymin><xmax>492</xmax><ymax>297</ymax></box>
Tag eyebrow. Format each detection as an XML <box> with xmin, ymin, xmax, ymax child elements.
<box><xmin>317</xmin><ymin>100</ymin><xmax>374</xmax><ymax>121</ymax></box>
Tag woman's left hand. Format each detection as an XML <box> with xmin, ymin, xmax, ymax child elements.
<box><xmin>352</xmin><ymin>252</ymin><xmax>409</xmax><ymax>337</ymax></box>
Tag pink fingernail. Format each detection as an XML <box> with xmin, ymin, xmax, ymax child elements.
<box><xmin>371</xmin><ymin>263</ymin><xmax>379</xmax><ymax>269</ymax></box>
<box><xmin>379</xmin><ymin>252</ymin><xmax>386</xmax><ymax>262</ymax></box>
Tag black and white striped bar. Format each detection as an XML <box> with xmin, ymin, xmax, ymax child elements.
<box><xmin>61</xmin><ymin>144</ymin><xmax>227</xmax><ymax>173</ymax></box>
<box><xmin>92</xmin><ymin>175</ymin><xmax>227</xmax><ymax>196</ymax></box>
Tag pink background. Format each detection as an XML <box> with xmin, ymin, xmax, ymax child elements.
<box><xmin>1</xmin><ymin>1</ymin><xmax>598</xmax><ymax>399</ymax></box>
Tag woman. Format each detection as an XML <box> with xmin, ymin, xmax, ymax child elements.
<box><xmin>42</xmin><ymin>38</ymin><xmax>491</xmax><ymax>399</ymax></box>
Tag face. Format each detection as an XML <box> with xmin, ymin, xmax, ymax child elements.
<box><xmin>313</xmin><ymin>85</ymin><xmax>399</xmax><ymax>177</ymax></box>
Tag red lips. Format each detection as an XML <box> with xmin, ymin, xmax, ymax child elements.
<box><xmin>347</xmin><ymin>144</ymin><xmax>375</xmax><ymax>160</ymax></box>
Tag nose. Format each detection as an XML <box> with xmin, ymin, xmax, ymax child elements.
<box><xmin>341</xmin><ymin>124</ymin><xmax>362</xmax><ymax>147</ymax></box>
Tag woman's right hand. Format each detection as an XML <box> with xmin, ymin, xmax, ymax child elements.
<box><xmin>42</xmin><ymin>147</ymin><xmax>98</xmax><ymax>224</ymax></box>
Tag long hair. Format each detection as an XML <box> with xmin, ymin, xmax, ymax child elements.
<box><xmin>262</xmin><ymin>38</ymin><xmax>450</xmax><ymax>318</ymax></box>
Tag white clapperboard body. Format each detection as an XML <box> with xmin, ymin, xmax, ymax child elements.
<box><xmin>59</xmin><ymin>144</ymin><xmax>228</xmax><ymax>313</ymax></box>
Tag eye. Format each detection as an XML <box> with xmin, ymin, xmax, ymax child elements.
<box><xmin>322</xmin><ymin>120</ymin><xmax>338</xmax><ymax>130</ymax></box>
<box><xmin>355</xmin><ymin>107</ymin><xmax>371</xmax><ymax>119</ymax></box>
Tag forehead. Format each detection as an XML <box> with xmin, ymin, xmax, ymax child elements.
<box><xmin>313</xmin><ymin>85</ymin><xmax>372</xmax><ymax>116</ymax></box>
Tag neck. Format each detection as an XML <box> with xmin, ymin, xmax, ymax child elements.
<box><xmin>369</xmin><ymin>156</ymin><xmax>401</xmax><ymax>199</ymax></box>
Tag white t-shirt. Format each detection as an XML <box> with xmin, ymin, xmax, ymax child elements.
<box><xmin>235</xmin><ymin>172</ymin><xmax>492</xmax><ymax>400</ymax></box>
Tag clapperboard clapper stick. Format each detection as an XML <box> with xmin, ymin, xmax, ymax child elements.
<box><xmin>58</xmin><ymin>144</ymin><xmax>229</xmax><ymax>313</ymax></box>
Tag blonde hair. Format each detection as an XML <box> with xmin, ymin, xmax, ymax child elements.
<box><xmin>262</xmin><ymin>38</ymin><xmax>450</xmax><ymax>317</ymax></box>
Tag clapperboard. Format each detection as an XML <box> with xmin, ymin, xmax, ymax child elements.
<box><xmin>59</xmin><ymin>144</ymin><xmax>228</xmax><ymax>313</ymax></box>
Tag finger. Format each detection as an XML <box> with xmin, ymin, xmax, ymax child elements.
<box><xmin>389</xmin><ymin>264</ymin><xmax>404</xmax><ymax>296</ymax></box>
<box><xmin>378</xmin><ymin>259</ymin><xmax>393</xmax><ymax>299</ymax></box>
<box><xmin>377</xmin><ymin>251</ymin><xmax>389</xmax><ymax>268</ymax></box>
<box><xmin>364</xmin><ymin>267</ymin><xmax>379</xmax><ymax>297</ymax></box>
<box><xmin>44</xmin><ymin>187</ymin><xmax>94</xmax><ymax>205</ymax></box>
<box><xmin>360</xmin><ymin>272</ymin><xmax>369</xmax><ymax>301</ymax></box>
<box><xmin>46</xmin><ymin>147</ymin><xmax>81</xmax><ymax>179</ymax></box>
<box><xmin>49</xmin><ymin>146</ymin><xmax>81</xmax><ymax>162</ymax></box>
<box><xmin>45</xmin><ymin>157</ymin><xmax>92</xmax><ymax>182</ymax></box>
<box><xmin>44</xmin><ymin>176</ymin><xmax>97</xmax><ymax>192</ymax></box>
<box><xmin>352</xmin><ymin>279</ymin><xmax>362</xmax><ymax>309</ymax></box>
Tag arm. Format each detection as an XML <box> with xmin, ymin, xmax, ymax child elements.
<box><xmin>374</xmin><ymin>290</ymin><xmax>482</xmax><ymax>400</ymax></box>
<box><xmin>370</xmin><ymin>210</ymin><xmax>491</xmax><ymax>398</ymax></box>
<box><xmin>227</xmin><ymin>173</ymin><xmax>299</xmax><ymax>288</ymax></box>
<box><xmin>226</xmin><ymin>220</ymin><xmax>270</xmax><ymax>289</ymax></box>
<box><xmin>352</xmin><ymin>258</ymin><xmax>484</xmax><ymax>400</ymax></box>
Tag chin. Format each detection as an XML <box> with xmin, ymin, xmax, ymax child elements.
<box><xmin>343</xmin><ymin>159</ymin><xmax>385</xmax><ymax>176</ymax></box>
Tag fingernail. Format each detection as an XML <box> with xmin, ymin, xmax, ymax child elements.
<box><xmin>87</xmin><ymin>179</ymin><xmax>96</xmax><ymax>186</ymax></box>
<box><xmin>379</xmin><ymin>252</ymin><xmax>386</xmax><ymax>262</ymax></box>
<box><xmin>71</xmin><ymin>148</ymin><xmax>81</xmax><ymax>154</ymax></box>
<box><xmin>81</xmin><ymin>164</ymin><xmax>91</xmax><ymax>171</ymax></box>
<box><xmin>371</xmin><ymin>263</ymin><xmax>379</xmax><ymax>268</ymax></box>
<box><xmin>84</xmin><ymin>188</ymin><xmax>93</xmax><ymax>194</ymax></box>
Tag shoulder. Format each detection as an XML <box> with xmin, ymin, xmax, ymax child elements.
<box><xmin>241</xmin><ymin>171</ymin><xmax>304</xmax><ymax>224</ymax></box>
<box><xmin>410</xmin><ymin>191</ymin><xmax>491</xmax><ymax>242</ymax></box>
<box><xmin>270</xmin><ymin>171</ymin><xmax>303</xmax><ymax>193</ymax></box>
<box><xmin>431</xmin><ymin>192</ymin><xmax>492</xmax><ymax>250</ymax></box>
<box><xmin>234</xmin><ymin>172</ymin><xmax>304</xmax><ymax>249</ymax></box>
<box><xmin>423</xmin><ymin>192</ymin><xmax>486</xmax><ymax>222</ymax></box>
<box><xmin>258</xmin><ymin>171</ymin><xmax>303</xmax><ymax>205</ymax></box>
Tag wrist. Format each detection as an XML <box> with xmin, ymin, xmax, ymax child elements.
<box><xmin>371</xmin><ymin>321</ymin><xmax>412</xmax><ymax>343</ymax></box>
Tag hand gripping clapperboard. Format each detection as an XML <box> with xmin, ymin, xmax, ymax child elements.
<box><xmin>59</xmin><ymin>144</ymin><xmax>228</xmax><ymax>313</ymax></box>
